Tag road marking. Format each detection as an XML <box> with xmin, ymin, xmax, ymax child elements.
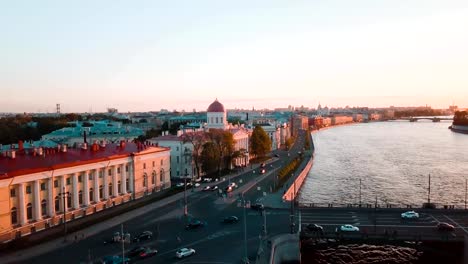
<box><xmin>444</xmin><ymin>215</ymin><xmax>468</xmax><ymax>235</ymax></box>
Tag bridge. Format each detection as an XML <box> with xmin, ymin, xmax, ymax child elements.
<box><xmin>396</xmin><ymin>117</ymin><xmax>453</xmax><ymax>122</ymax></box>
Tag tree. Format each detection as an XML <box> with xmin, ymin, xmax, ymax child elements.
<box><xmin>181</xmin><ymin>131</ymin><xmax>206</xmax><ymax>178</ymax></box>
<box><xmin>250</xmin><ymin>126</ymin><xmax>271</xmax><ymax>158</ymax></box>
<box><xmin>206</xmin><ymin>129</ymin><xmax>236</xmax><ymax>174</ymax></box>
<box><xmin>200</xmin><ymin>142</ymin><xmax>219</xmax><ymax>175</ymax></box>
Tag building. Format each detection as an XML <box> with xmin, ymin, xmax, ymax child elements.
<box><xmin>0</xmin><ymin>142</ymin><xmax>170</xmax><ymax>243</ymax></box>
<box><xmin>291</xmin><ymin>115</ymin><xmax>309</xmax><ymax>136</ymax></box>
<box><xmin>206</xmin><ymin>99</ymin><xmax>228</xmax><ymax>129</ymax></box>
<box><xmin>253</xmin><ymin>123</ymin><xmax>280</xmax><ymax>151</ymax></box>
<box><xmin>331</xmin><ymin>115</ymin><xmax>354</xmax><ymax>125</ymax></box>
<box><xmin>42</xmin><ymin>120</ymin><xmax>144</xmax><ymax>145</ymax></box>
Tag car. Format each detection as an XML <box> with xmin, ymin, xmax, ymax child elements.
<box><xmin>437</xmin><ymin>222</ymin><xmax>455</xmax><ymax>231</ymax></box>
<box><xmin>226</xmin><ymin>186</ymin><xmax>234</xmax><ymax>192</ymax></box>
<box><xmin>260</xmin><ymin>163</ymin><xmax>266</xmax><ymax>168</ymax></box>
<box><xmin>305</xmin><ymin>224</ymin><xmax>323</xmax><ymax>233</ymax></box>
<box><xmin>194</xmin><ymin>177</ymin><xmax>202</xmax><ymax>182</ymax></box>
<box><xmin>274</xmin><ymin>154</ymin><xmax>280</xmax><ymax>157</ymax></box>
<box><xmin>100</xmin><ymin>255</ymin><xmax>130</xmax><ymax>264</ymax></box>
<box><xmin>203</xmin><ymin>178</ymin><xmax>213</xmax><ymax>182</ymax></box>
<box><xmin>194</xmin><ymin>183</ymin><xmax>201</xmax><ymax>187</ymax></box>
<box><xmin>138</xmin><ymin>247</ymin><xmax>158</xmax><ymax>259</ymax></box>
<box><xmin>133</xmin><ymin>231</ymin><xmax>153</xmax><ymax>242</ymax></box>
<box><xmin>260</xmin><ymin>168</ymin><xmax>266</xmax><ymax>174</ymax></box>
<box><xmin>202</xmin><ymin>186</ymin><xmax>211</xmax><ymax>191</ymax></box>
<box><xmin>222</xmin><ymin>216</ymin><xmax>239</xmax><ymax>224</ymax></box>
<box><xmin>401</xmin><ymin>211</ymin><xmax>419</xmax><ymax>219</ymax></box>
<box><xmin>176</xmin><ymin>182</ymin><xmax>185</xmax><ymax>188</ymax></box>
<box><xmin>185</xmin><ymin>220</ymin><xmax>205</xmax><ymax>230</ymax></box>
<box><xmin>103</xmin><ymin>232</ymin><xmax>123</xmax><ymax>244</ymax></box>
<box><xmin>251</xmin><ymin>203</ymin><xmax>264</xmax><ymax>211</ymax></box>
<box><xmin>210</xmin><ymin>185</ymin><xmax>219</xmax><ymax>191</ymax></box>
<box><xmin>340</xmin><ymin>224</ymin><xmax>360</xmax><ymax>232</ymax></box>
<box><xmin>228</xmin><ymin>182</ymin><xmax>237</xmax><ymax>188</ymax></box>
<box><xmin>127</xmin><ymin>246</ymin><xmax>147</xmax><ymax>258</ymax></box>
<box><xmin>176</xmin><ymin>248</ymin><xmax>196</xmax><ymax>258</ymax></box>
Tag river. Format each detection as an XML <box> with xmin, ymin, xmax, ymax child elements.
<box><xmin>298</xmin><ymin>121</ymin><xmax>468</xmax><ymax>207</ymax></box>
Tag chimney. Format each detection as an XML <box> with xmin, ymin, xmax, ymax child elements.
<box><xmin>18</xmin><ymin>140</ymin><xmax>24</xmax><ymax>150</ymax></box>
<box><xmin>38</xmin><ymin>147</ymin><xmax>43</xmax><ymax>156</ymax></box>
<box><xmin>100</xmin><ymin>140</ymin><xmax>106</xmax><ymax>148</ymax></box>
<box><xmin>10</xmin><ymin>150</ymin><xmax>16</xmax><ymax>159</ymax></box>
<box><xmin>82</xmin><ymin>142</ymin><xmax>88</xmax><ymax>150</ymax></box>
<box><xmin>62</xmin><ymin>144</ymin><xmax>67</xmax><ymax>152</ymax></box>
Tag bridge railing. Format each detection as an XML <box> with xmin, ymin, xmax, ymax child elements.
<box><xmin>298</xmin><ymin>202</ymin><xmax>465</xmax><ymax>210</ymax></box>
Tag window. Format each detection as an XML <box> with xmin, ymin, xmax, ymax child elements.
<box><xmin>10</xmin><ymin>188</ymin><xmax>16</xmax><ymax>198</ymax></box>
<box><xmin>66</xmin><ymin>177</ymin><xmax>71</xmax><ymax>185</ymax></box>
<box><xmin>88</xmin><ymin>173</ymin><xmax>93</xmax><ymax>181</ymax></box>
<box><xmin>221</xmin><ymin>117</ymin><xmax>223</xmax><ymax>123</ymax></box>
<box><xmin>160</xmin><ymin>169</ymin><xmax>165</xmax><ymax>183</ymax></box>
<box><xmin>143</xmin><ymin>174</ymin><xmax>147</xmax><ymax>187</ymax></box>
<box><xmin>54</xmin><ymin>180</ymin><xmax>58</xmax><ymax>188</ymax></box>
<box><xmin>108</xmin><ymin>183</ymin><xmax>113</xmax><ymax>196</ymax></box>
<box><xmin>11</xmin><ymin>207</ymin><xmax>17</xmax><ymax>224</ymax></box>
<box><xmin>152</xmin><ymin>172</ymin><xmax>156</xmax><ymax>185</ymax></box>
<box><xmin>143</xmin><ymin>163</ymin><xmax>146</xmax><ymax>169</ymax></box>
<box><xmin>176</xmin><ymin>156</ymin><xmax>179</xmax><ymax>163</ymax></box>
<box><xmin>118</xmin><ymin>181</ymin><xmax>121</xmax><ymax>193</ymax></box>
<box><xmin>40</xmin><ymin>182</ymin><xmax>46</xmax><ymax>191</ymax></box>
<box><xmin>125</xmin><ymin>165</ymin><xmax>129</xmax><ymax>172</ymax></box>
<box><xmin>79</xmin><ymin>191</ymin><xmax>83</xmax><ymax>204</ymax></box>
<box><xmin>55</xmin><ymin>196</ymin><xmax>60</xmax><ymax>211</ymax></box>
<box><xmin>67</xmin><ymin>196</ymin><xmax>71</xmax><ymax>208</ymax></box>
<box><xmin>108</xmin><ymin>169</ymin><xmax>112</xmax><ymax>176</ymax></box>
<box><xmin>126</xmin><ymin>179</ymin><xmax>129</xmax><ymax>191</ymax></box>
<box><xmin>26</xmin><ymin>185</ymin><xmax>32</xmax><ymax>194</ymax></box>
<box><xmin>26</xmin><ymin>203</ymin><xmax>32</xmax><ymax>220</ymax></box>
<box><xmin>89</xmin><ymin>188</ymin><xmax>94</xmax><ymax>202</ymax></box>
<box><xmin>216</xmin><ymin>117</ymin><xmax>219</xmax><ymax>123</ymax></box>
<box><xmin>99</xmin><ymin>185</ymin><xmax>103</xmax><ymax>199</ymax></box>
<box><xmin>117</xmin><ymin>167</ymin><xmax>121</xmax><ymax>174</ymax></box>
<box><xmin>99</xmin><ymin>170</ymin><xmax>103</xmax><ymax>178</ymax></box>
<box><xmin>78</xmin><ymin>175</ymin><xmax>82</xmax><ymax>183</ymax></box>
<box><xmin>176</xmin><ymin>146</ymin><xmax>179</xmax><ymax>151</ymax></box>
<box><xmin>41</xmin><ymin>200</ymin><xmax>47</xmax><ymax>216</ymax></box>
<box><xmin>161</xmin><ymin>159</ymin><xmax>163</xmax><ymax>166</ymax></box>
<box><xmin>152</xmin><ymin>161</ymin><xmax>155</xmax><ymax>167</ymax></box>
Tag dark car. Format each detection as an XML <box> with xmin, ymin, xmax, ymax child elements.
<box><xmin>138</xmin><ymin>248</ymin><xmax>158</xmax><ymax>259</ymax></box>
<box><xmin>260</xmin><ymin>163</ymin><xmax>266</xmax><ymax>168</ymax></box>
<box><xmin>274</xmin><ymin>154</ymin><xmax>280</xmax><ymax>157</ymax></box>
<box><xmin>437</xmin><ymin>222</ymin><xmax>455</xmax><ymax>231</ymax></box>
<box><xmin>133</xmin><ymin>231</ymin><xmax>153</xmax><ymax>242</ymax></box>
<box><xmin>306</xmin><ymin>224</ymin><xmax>323</xmax><ymax>233</ymax></box>
<box><xmin>222</xmin><ymin>216</ymin><xmax>239</xmax><ymax>224</ymax></box>
<box><xmin>127</xmin><ymin>246</ymin><xmax>147</xmax><ymax>258</ymax></box>
<box><xmin>251</xmin><ymin>203</ymin><xmax>264</xmax><ymax>211</ymax></box>
<box><xmin>186</xmin><ymin>220</ymin><xmax>205</xmax><ymax>230</ymax></box>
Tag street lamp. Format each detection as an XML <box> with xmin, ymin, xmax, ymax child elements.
<box><xmin>58</xmin><ymin>187</ymin><xmax>71</xmax><ymax>242</ymax></box>
<box><xmin>241</xmin><ymin>194</ymin><xmax>249</xmax><ymax>264</ymax></box>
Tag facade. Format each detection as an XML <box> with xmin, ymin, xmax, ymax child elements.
<box><xmin>149</xmin><ymin>134</ymin><xmax>195</xmax><ymax>179</ymax></box>
<box><xmin>291</xmin><ymin>115</ymin><xmax>309</xmax><ymax>137</ymax></box>
<box><xmin>0</xmin><ymin>142</ymin><xmax>170</xmax><ymax>243</ymax></box>
<box><xmin>229</xmin><ymin>128</ymin><xmax>250</xmax><ymax>167</ymax></box>
<box><xmin>331</xmin><ymin>115</ymin><xmax>354</xmax><ymax>125</ymax></box>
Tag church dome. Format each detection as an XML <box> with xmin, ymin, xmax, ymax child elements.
<box><xmin>207</xmin><ymin>99</ymin><xmax>225</xmax><ymax>113</ymax></box>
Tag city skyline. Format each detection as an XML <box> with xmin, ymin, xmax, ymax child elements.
<box><xmin>2</xmin><ymin>1</ymin><xmax>468</xmax><ymax>112</ymax></box>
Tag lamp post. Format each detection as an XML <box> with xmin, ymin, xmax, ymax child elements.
<box><xmin>58</xmin><ymin>187</ymin><xmax>71</xmax><ymax>242</ymax></box>
<box><xmin>183</xmin><ymin>173</ymin><xmax>188</xmax><ymax>217</ymax></box>
<box><xmin>242</xmin><ymin>195</ymin><xmax>249</xmax><ymax>264</ymax></box>
<box><xmin>359</xmin><ymin>178</ymin><xmax>362</xmax><ymax>207</ymax></box>
<box><xmin>427</xmin><ymin>174</ymin><xmax>431</xmax><ymax>205</ymax></box>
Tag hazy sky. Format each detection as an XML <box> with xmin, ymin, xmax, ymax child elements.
<box><xmin>1</xmin><ymin>0</ymin><xmax>468</xmax><ymax>113</ymax></box>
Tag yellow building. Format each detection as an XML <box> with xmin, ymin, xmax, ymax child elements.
<box><xmin>0</xmin><ymin>141</ymin><xmax>170</xmax><ymax>243</ymax></box>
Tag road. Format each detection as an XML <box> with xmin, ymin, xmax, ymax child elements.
<box><xmin>26</xmin><ymin>132</ymin><xmax>308</xmax><ymax>264</ymax></box>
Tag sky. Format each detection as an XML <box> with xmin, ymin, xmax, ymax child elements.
<box><xmin>1</xmin><ymin>0</ymin><xmax>468</xmax><ymax>113</ymax></box>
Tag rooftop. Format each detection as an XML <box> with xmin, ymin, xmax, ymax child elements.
<box><xmin>0</xmin><ymin>143</ymin><xmax>169</xmax><ymax>178</ymax></box>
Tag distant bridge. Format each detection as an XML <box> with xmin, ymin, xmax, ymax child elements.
<box><xmin>396</xmin><ymin>117</ymin><xmax>453</xmax><ymax>122</ymax></box>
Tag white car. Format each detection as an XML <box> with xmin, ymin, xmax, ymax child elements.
<box><xmin>228</xmin><ymin>182</ymin><xmax>237</xmax><ymax>188</ymax></box>
<box><xmin>340</xmin><ymin>224</ymin><xmax>360</xmax><ymax>232</ymax></box>
<box><xmin>176</xmin><ymin>248</ymin><xmax>195</xmax><ymax>259</ymax></box>
<box><xmin>401</xmin><ymin>211</ymin><xmax>419</xmax><ymax>219</ymax></box>
<box><xmin>202</xmin><ymin>186</ymin><xmax>211</xmax><ymax>191</ymax></box>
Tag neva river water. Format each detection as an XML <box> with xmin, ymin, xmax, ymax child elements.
<box><xmin>298</xmin><ymin>121</ymin><xmax>468</xmax><ymax>207</ymax></box>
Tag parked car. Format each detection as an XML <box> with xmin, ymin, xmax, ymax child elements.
<box><xmin>194</xmin><ymin>183</ymin><xmax>201</xmax><ymax>187</ymax></box>
<box><xmin>437</xmin><ymin>222</ymin><xmax>455</xmax><ymax>231</ymax></box>
<box><xmin>401</xmin><ymin>211</ymin><xmax>419</xmax><ymax>219</ymax></box>
<box><xmin>138</xmin><ymin>247</ymin><xmax>158</xmax><ymax>259</ymax></box>
<box><xmin>185</xmin><ymin>220</ymin><xmax>205</xmax><ymax>230</ymax></box>
<box><xmin>176</xmin><ymin>248</ymin><xmax>196</xmax><ymax>259</ymax></box>
<box><xmin>340</xmin><ymin>224</ymin><xmax>359</xmax><ymax>232</ymax></box>
<box><xmin>306</xmin><ymin>224</ymin><xmax>323</xmax><ymax>233</ymax></box>
<box><xmin>222</xmin><ymin>216</ymin><xmax>239</xmax><ymax>224</ymax></box>
<box><xmin>202</xmin><ymin>186</ymin><xmax>211</xmax><ymax>191</ymax></box>
<box><xmin>260</xmin><ymin>168</ymin><xmax>266</xmax><ymax>174</ymax></box>
<box><xmin>274</xmin><ymin>154</ymin><xmax>280</xmax><ymax>157</ymax></box>
<box><xmin>260</xmin><ymin>163</ymin><xmax>266</xmax><ymax>168</ymax></box>
<box><xmin>127</xmin><ymin>246</ymin><xmax>147</xmax><ymax>258</ymax></box>
<box><xmin>203</xmin><ymin>178</ymin><xmax>213</xmax><ymax>182</ymax></box>
<box><xmin>133</xmin><ymin>231</ymin><xmax>153</xmax><ymax>242</ymax></box>
<box><xmin>228</xmin><ymin>182</ymin><xmax>238</xmax><ymax>188</ymax></box>
<box><xmin>176</xmin><ymin>182</ymin><xmax>185</xmax><ymax>188</ymax></box>
<box><xmin>210</xmin><ymin>185</ymin><xmax>219</xmax><ymax>191</ymax></box>
<box><xmin>251</xmin><ymin>203</ymin><xmax>264</xmax><ymax>211</ymax></box>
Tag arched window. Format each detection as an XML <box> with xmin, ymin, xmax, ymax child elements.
<box><xmin>89</xmin><ymin>188</ymin><xmax>94</xmax><ymax>202</ymax></box>
<box><xmin>26</xmin><ymin>203</ymin><xmax>33</xmax><ymax>220</ymax></box>
<box><xmin>152</xmin><ymin>171</ymin><xmax>156</xmax><ymax>185</ymax></box>
<box><xmin>78</xmin><ymin>191</ymin><xmax>83</xmax><ymax>205</ymax></box>
<box><xmin>143</xmin><ymin>173</ymin><xmax>147</xmax><ymax>187</ymax></box>
<box><xmin>99</xmin><ymin>185</ymin><xmax>103</xmax><ymax>200</ymax></box>
<box><xmin>55</xmin><ymin>196</ymin><xmax>60</xmax><ymax>211</ymax></box>
<box><xmin>160</xmin><ymin>169</ymin><xmax>165</xmax><ymax>183</ymax></box>
<box><xmin>126</xmin><ymin>179</ymin><xmax>129</xmax><ymax>192</ymax></box>
<box><xmin>108</xmin><ymin>183</ymin><xmax>113</xmax><ymax>196</ymax></box>
<box><xmin>41</xmin><ymin>200</ymin><xmax>47</xmax><ymax>216</ymax></box>
<box><xmin>11</xmin><ymin>207</ymin><xmax>17</xmax><ymax>224</ymax></box>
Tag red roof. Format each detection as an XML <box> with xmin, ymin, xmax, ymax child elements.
<box><xmin>207</xmin><ymin>99</ymin><xmax>225</xmax><ymax>113</ymax></box>
<box><xmin>0</xmin><ymin>143</ymin><xmax>169</xmax><ymax>178</ymax></box>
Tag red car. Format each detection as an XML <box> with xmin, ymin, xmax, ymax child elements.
<box><xmin>437</xmin><ymin>222</ymin><xmax>455</xmax><ymax>231</ymax></box>
<box><xmin>139</xmin><ymin>248</ymin><xmax>158</xmax><ymax>259</ymax></box>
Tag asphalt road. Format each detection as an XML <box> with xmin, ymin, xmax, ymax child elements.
<box><xmin>27</xmin><ymin>131</ymin><xmax>308</xmax><ymax>264</ymax></box>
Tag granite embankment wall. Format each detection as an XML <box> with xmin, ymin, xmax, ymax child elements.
<box><xmin>282</xmin><ymin>133</ymin><xmax>314</xmax><ymax>202</ymax></box>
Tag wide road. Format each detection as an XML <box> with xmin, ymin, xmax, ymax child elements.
<box><xmin>27</xmin><ymin>132</ymin><xmax>308</xmax><ymax>264</ymax></box>
<box><xmin>299</xmin><ymin>208</ymin><xmax>468</xmax><ymax>241</ymax></box>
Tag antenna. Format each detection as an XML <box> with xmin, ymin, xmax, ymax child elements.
<box><xmin>56</xmin><ymin>103</ymin><xmax>61</xmax><ymax>114</ymax></box>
